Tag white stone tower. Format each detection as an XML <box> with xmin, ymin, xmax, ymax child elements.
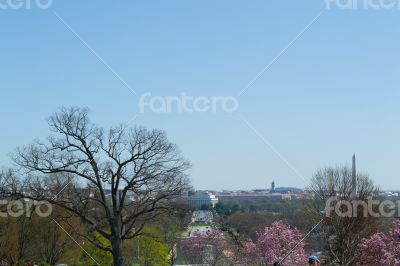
<box><xmin>271</xmin><ymin>181</ymin><xmax>275</xmax><ymax>193</ymax></box>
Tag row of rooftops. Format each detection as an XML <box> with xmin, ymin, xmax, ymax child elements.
<box><xmin>192</xmin><ymin>186</ymin><xmax>304</xmax><ymax>196</ymax></box>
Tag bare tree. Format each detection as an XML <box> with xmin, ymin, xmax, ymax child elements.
<box><xmin>6</xmin><ymin>107</ymin><xmax>190</xmax><ymax>266</ymax></box>
<box><xmin>308</xmin><ymin>166</ymin><xmax>379</xmax><ymax>266</ymax></box>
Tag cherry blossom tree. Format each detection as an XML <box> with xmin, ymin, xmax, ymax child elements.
<box><xmin>243</xmin><ymin>220</ymin><xmax>306</xmax><ymax>265</ymax></box>
<box><xmin>356</xmin><ymin>220</ymin><xmax>400</xmax><ymax>265</ymax></box>
<box><xmin>181</xmin><ymin>229</ymin><xmax>229</xmax><ymax>266</ymax></box>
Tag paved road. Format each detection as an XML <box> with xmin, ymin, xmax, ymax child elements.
<box><xmin>192</xmin><ymin>210</ymin><xmax>213</xmax><ymax>224</ymax></box>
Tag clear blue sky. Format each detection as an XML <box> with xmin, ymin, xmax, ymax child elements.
<box><xmin>1</xmin><ymin>0</ymin><xmax>400</xmax><ymax>190</ymax></box>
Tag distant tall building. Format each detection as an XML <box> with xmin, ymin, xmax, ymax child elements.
<box><xmin>271</xmin><ymin>181</ymin><xmax>275</xmax><ymax>193</ymax></box>
<box><xmin>351</xmin><ymin>154</ymin><xmax>358</xmax><ymax>198</ymax></box>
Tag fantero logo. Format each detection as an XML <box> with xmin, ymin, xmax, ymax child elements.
<box><xmin>325</xmin><ymin>0</ymin><xmax>400</xmax><ymax>9</ymax></box>
<box><xmin>0</xmin><ymin>199</ymin><xmax>52</xmax><ymax>217</ymax></box>
<box><xmin>0</xmin><ymin>0</ymin><xmax>53</xmax><ymax>10</ymax></box>
<box><xmin>325</xmin><ymin>196</ymin><xmax>400</xmax><ymax>218</ymax></box>
<box><xmin>139</xmin><ymin>92</ymin><xmax>239</xmax><ymax>114</ymax></box>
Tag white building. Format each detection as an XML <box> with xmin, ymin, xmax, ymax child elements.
<box><xmin>188</xmin><ymin>192</ymin><xmax>218</xmax><ymax>209</ymax></box>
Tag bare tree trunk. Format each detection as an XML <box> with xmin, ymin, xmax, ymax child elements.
<box><xmin>111</xmin><ymin>240</ymin><xmax>125</xmax><ymax>266</ymax></box>
<box><xmin>111</xmin><ymin>217</ymin><xmax>126</xmax><ymax>266</ymax></box>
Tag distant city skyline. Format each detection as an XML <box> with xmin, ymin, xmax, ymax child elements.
<box><xmin>1</xmin><ymin>1</ymin><xmax>400</xmax><ymax>191</ymax></box>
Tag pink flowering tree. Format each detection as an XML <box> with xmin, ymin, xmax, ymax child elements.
<box><xmin>356</xmin><ymin>220</ymin><xmax>400</xmax><ymax>265</ymax></box>
<box><xmin>181</xmin><ymin>229</ymin><xmax>230</xmax><ymax>266</ymax></box>
<box><xmin>243</xmin><ymin>220</ymin><xmax>306</xmax><ymax>265</ymax></box>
